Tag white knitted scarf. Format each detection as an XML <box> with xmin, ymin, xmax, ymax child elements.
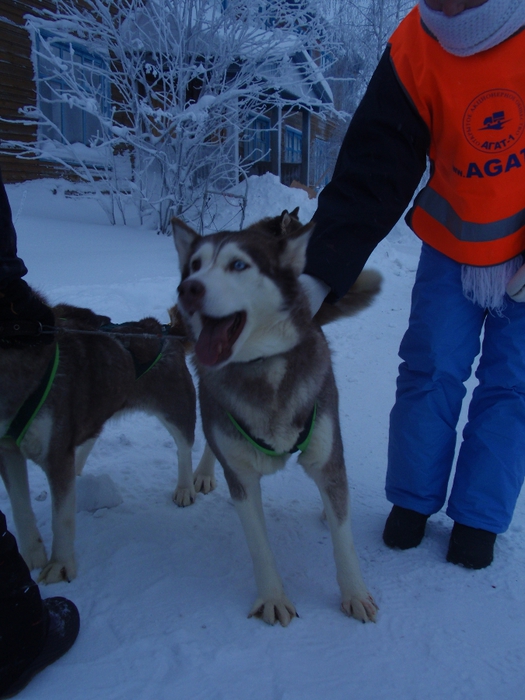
<box><xmin>461</xmin><ymin>255</ymin><xmax>523</xmax><ymax>313</ymax></box>
<box><xmin>419</xmin><ymin>1</ymin><xmax>525</xmax><ymax>311</ymax></box>
<box><xmin>419</xmin><ymin>0</ymin><xmax>525</xmax><ymax>57</ymax></box>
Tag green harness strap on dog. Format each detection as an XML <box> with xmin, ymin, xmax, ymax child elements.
<box><xmin>133</xmin><ymin>341</ymin><xmax>164</xmax><ymax>380</ymax></box>
<box><xmin>227</xmin><ymin>402</ymin><xmax>317</xmax><ymax>457</ymax></box>
<box><xmin>2</xmin><ymin>344</ymin><xmax>60</xmax><ymax>447</ymax></box>
<box><xmin>100</xmin><ymin>322</ymin><xmax>165</xmax><ymax>380</ymax></box>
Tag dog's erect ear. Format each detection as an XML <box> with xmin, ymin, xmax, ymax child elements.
<box><xmin>171</xmin><ymin>217</ymin><xmax>199</xmax><ymax>272</ymax></box>
<box><xmin>279</xmin><ymin>221</ymin><xmax>315</xmax><ymax>277</ymax></box>
<box><xmin>280</xmin><ymin>210</ymin><xmax>292</xmax><ymax>236</ymax></box>
<box><xmin>279</xmin><ymin>207</ymin><xmax>302</xmax><ymax>236</ymax></box>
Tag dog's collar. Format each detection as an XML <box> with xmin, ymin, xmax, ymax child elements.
<box><xmin>227</xmin><ymin>403</ymin><xmax>317</xmax><ymax>457</ymax></box>
<box><xmin>2</xmin><ymin>344</ymin><xmax>60</xmax><ymax>447</ymax></box>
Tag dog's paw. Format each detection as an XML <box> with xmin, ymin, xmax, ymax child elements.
<box><xmin>173</xmin><ymin>485</ymin><xmax>196</xmax><ymax>507</ymax></box>
<box><xmin>341</xmin><ymin>593</ymin><xmax>378</xmax><ymax>623</ymax></box>
<box><xmin>38</xmin><ymin>558</ymin><xmax>77</xmax><ymax>584</ymax></box>
<box><xmin>193</xmin><ymin>473</ymin><xmax>216</xmax><ymax>495</ymax></box>
<box><xmin>21</xmin><ymin>540</ymin><xmax>48</xmax><ymax>572</ymax></box>
<box><xmin>248</xmin><ymin>596</ymin><xmax>297</xmax><ymax>627</ymax></box>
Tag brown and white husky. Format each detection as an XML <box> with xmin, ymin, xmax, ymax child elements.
<box><xmin>172</xmin><ymin>211</ymin><xmax>381</xmax><ymax>626</ymax></box>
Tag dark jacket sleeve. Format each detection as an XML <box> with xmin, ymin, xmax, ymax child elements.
<box><xmin>304</xmin><ymin>46</ymin><xmax>431</xmax><ymax>301</ymax></box>
<box><xmin>0</xmin><ymin>170</ymin><xmax>28</xmax><ymax>289</ymax></box>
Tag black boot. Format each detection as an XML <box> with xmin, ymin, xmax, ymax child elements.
<box><xmin>383</xmin><ymin>505</ymin><xmax>429</xmax><ymax>550</ymax></box>
<box><xmin>0</xmin><ymin>511</ymin><xmax>80</xmax><ymax>698</ymax></box>
<box><xmin>446</xmin><ymin>522</ymin><xmax>496</xmax><ymax>570</ymax></box>
<box><xmin>1</xmin><ymin>598</ymin><xmax>80</xmax><ymax>699</ymax></box>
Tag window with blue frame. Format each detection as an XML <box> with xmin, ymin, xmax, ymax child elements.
<box><xmin>243</xmin><ymin>115</ymin><xmax>271</xmax><ymax>163</ymax></box>
<box><xmin>36</xmin><ymin>36</ymin><xmax>109</xmax><ymax>146</ymax></box>
<box><xmin>284</xmin><ymin>126</ymin><xmax>302</xmax><ymax>163</ymax></box>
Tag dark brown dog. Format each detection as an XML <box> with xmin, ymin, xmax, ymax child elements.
<box><xmin>0</xmin><ymin>300</ymin><xmax>213</xmax><ymax>583</ymax></box>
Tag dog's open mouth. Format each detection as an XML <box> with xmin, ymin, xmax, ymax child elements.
<box><xmin>195</xmin><ymin>311</ymin><xmax>247</xmax><ymax>366</ymax></box>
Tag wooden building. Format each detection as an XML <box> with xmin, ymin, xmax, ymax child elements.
<box><xmin>0</xmin><ymin>0</ymin><xmax>62</xmax><ymax>181</ymax></box>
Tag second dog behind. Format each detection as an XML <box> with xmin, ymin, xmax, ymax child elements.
<box><xmin>0</xmin><ymin>301</ymin><xmax>215</xmax><ymax>583</ymax></box>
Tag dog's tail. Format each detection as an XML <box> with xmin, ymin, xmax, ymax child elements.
<box><xmin>167</xmin><ymin>305</ymin><xmax>193</xmax><ymax>353</ymax></box>
<box><xmin>314</xmin><ymin>269</ymin><xmax>382</xmax><ymax>327</ymax></box>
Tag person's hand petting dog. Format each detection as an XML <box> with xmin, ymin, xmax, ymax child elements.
<box><xmin>0</xmin><ymin>278</ymin><xmax>55</xmax><ymax>347</ymax></box>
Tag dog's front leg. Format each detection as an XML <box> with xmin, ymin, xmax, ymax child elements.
<box><xmin>232</xmin><ymin>468</ymin><xmax>297</xmax><ymax>627</ymax></box>
<box><xmin>319</xmin><ymin>490</ymin><xmax>378</xmax><ymax>622</ymax></box>
<box><xmin>0</xmin><ymin>450</ymin><xmax>48</xmax><ymax>570</ymax></box>
<box><xmin>38</xmin><ymin>451</ymin><xmax>77</xmax><ymax>584</ymax></box>
<box><xmin>300</xmin><ymin>425</ymin><xmax>377</xmax><ymax>623</ymax></box>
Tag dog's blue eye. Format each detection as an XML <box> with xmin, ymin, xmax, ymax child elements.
<box><xmin>231</xmin><ymin>259</ymin><xmax>248</xmax><ymax>272</ymax></box>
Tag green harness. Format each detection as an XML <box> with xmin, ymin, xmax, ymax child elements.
<box><xmin>227</xmin><ymin>402</ymin><xmax>317</xmax><ymax>457</ymax></box>
<box><xmin>99</xmin><ymin>323</ymin><xmax>165</xmax><ymax>380</ymax></box>
<box><xmin>130</xmin><ymin>341</ymin><xmax>164</xmax><ymax>380</ymax></box>
<box><xmin>2</xmin><ymin>345</ymin><xmax>60</xmax><ymax>447</ymax></box>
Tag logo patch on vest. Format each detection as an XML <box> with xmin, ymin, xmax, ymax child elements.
<box><xmin>463</xmin><ymin>90</ymin><xmax>525</xmax><ymax>153</ymax></box>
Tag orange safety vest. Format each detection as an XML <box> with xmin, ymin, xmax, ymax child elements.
<box><xmin>389</xmin><ymin>7</ymin><xmax>525</xmax><ymax>266</ymax></box>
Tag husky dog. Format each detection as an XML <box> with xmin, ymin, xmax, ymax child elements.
<box><xmin>0</xmin><ymin>301</ymin><xmax>215</xmax><ymax>583</ymax></box>
<box><xmin>172</xmin><ymin>212</ymin><xmax>380</xmax><ymax>626</ymax></box>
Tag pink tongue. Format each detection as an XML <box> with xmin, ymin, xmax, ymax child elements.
<box><xmin>195</xmin><ymin>316</ymin><xmax>235</xmax><ymax>366</ymax></box>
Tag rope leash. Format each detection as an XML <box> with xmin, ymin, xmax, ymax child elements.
<box><xmin>0</xmin><ymin>320</ymin><xmax>187</xmax><ymax>341</ymax></box>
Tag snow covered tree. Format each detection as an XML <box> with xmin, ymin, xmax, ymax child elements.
<box><xmin>2</xmin><ymin>0</ymin><xmax>341</xmax><ymax>232</ymax></box>
<box><xmin>314</xmin><ymin>0</ymin><xmax>414</xmax><ymax>181</ymax></box>
<box><xmin>325</xmin><ymin>0</ymin><xmax>415</xmax><ymax>112</ymax></box>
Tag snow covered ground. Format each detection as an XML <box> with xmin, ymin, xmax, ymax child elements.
<box><xmin>3</xmin><ymin>174</ymin><xmax>525</xmax><ymax>700</ymax></box>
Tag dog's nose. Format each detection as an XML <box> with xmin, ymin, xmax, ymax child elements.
<box><xmin>178</xmin><ymin>278</ymin><xmax>205</xmax><ymax>313</ymax></box>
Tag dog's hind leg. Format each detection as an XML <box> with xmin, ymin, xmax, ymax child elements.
<box><xmin>230</xmin><ymin>467</ymin><xmax>297</xmax><ymax>627</ymax></box>
<box><xmin>193</xmin><ymin>442</ymin><xmax>216</xmax><ymax>495</ymax></box>
<box><xmin>74</xmin><ymin>437</ymin><xmax>97</xmax><ymax>476</ymax></box>
<box><xmin>38</xmin><ymin>451</ymin><xmax>77</xmax><ymax>584</ymax></box>
<box><xmin>158</xmin><ymin>417</ymin><xmax>196</xmax><ymax>507</ymax></box>
<box><xmin>0</xmin><ymin>451</ymin><xmax>48</xmax><ymax>570</ymax></box>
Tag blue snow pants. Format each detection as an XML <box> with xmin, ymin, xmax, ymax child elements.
<box><xmin>386</xmin><ymin>243</ymin><xmax>525</xmax><ymax>533</ymax></box>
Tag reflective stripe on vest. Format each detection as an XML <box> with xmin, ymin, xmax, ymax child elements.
<box><xmin>389</xmin><ymin>7</ymin><xmax>525</xmax><ymax>266</ymax></box>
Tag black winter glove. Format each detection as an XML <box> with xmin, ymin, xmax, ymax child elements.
<box><xmin>0</xmin><ymin>279</ymin><xmax>55</xmax><ymax>348</ymax></box>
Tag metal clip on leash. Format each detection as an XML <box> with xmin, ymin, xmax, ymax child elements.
<box><xmin>0</xmin><ymin>320</ymin><xmax>44</xmax><ymax>337</ymax></box>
